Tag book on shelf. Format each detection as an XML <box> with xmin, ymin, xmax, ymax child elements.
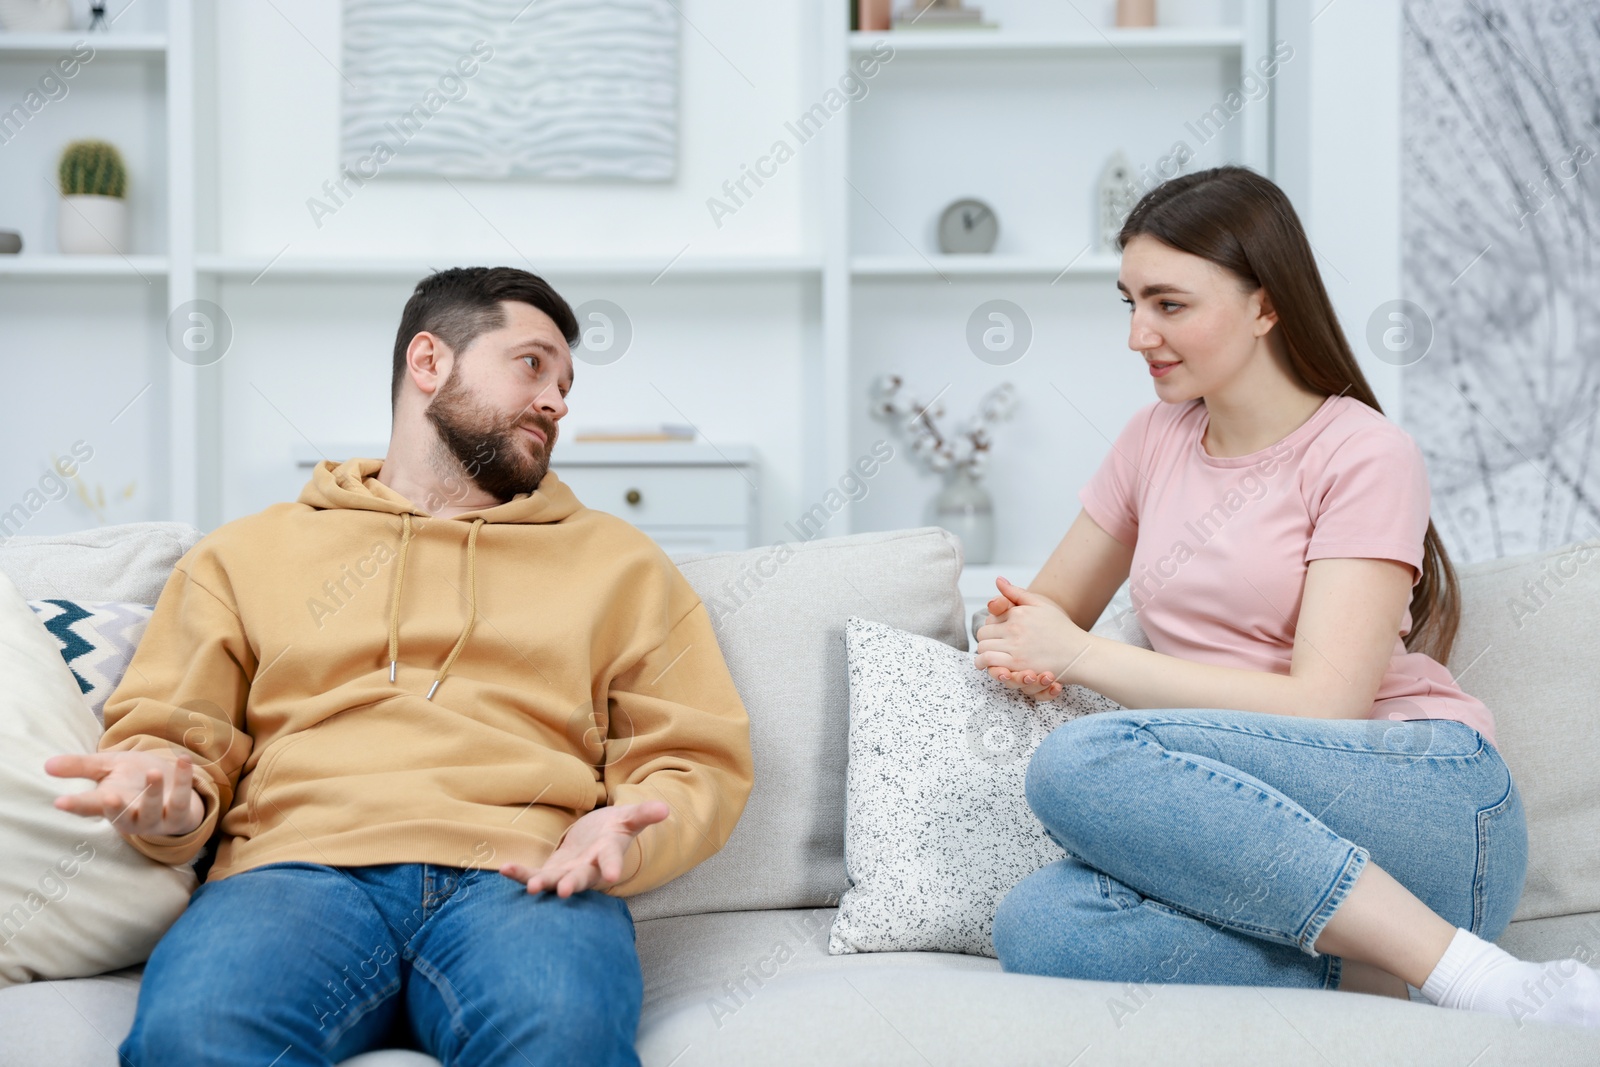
<box><xmin>891</xmin><ymin>19</ymin><xmax>998</xmax><ymax>29</ymax></box>
<box><xmin>572</xmin><ymin>423</ymin><xmax>697</xmax><ymax>443</ymax></box>
<box><xmin>891</xmin><ymin>1</ymin><xmax>996</xmax><ymax>29</ymax></box>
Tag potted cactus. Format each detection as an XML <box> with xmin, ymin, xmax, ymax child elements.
<box><xmin>57</xmin><ymin>139</ymin><xmax>129</xmax><ymax>255</ymax></box>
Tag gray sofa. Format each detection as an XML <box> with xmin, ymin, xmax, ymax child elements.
<box><xmin>2</xmin><ymin>521</ymin><xmax>1598</xmax><ymax>1065</ymax></box>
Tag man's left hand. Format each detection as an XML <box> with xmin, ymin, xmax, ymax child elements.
<box><xmin>500</xmin><ymin>799</ymin><xmax>668</xmax><ymax>898</ymax></box>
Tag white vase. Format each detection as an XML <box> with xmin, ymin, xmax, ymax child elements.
<box><xmin>926</xmin><ymin>465</ymin><xmax>996</xmax><ymax>565</ymax></box>
<box><xmin>58</xmin><ymin>195</ymin><xmax>129</xmax><ymax>255</ymax></box>
<box><xmin>0</xmin><ymin>0</ymin><xmax>72</xmax><ymax>31</ymax></box>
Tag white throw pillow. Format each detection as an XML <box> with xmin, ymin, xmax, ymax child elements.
<box><xmin>829</xmin><ymin>616</ymin><xmax>1124</xmax><ymax>957</ymax></box>
<box><xmin>0</xmin><ymin>569</ymin><xmax>196</xmax><ymax>987</ymax></box>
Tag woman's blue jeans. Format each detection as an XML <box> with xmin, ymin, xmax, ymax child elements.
<box><xmin>119</xmin><ymin>860</ymin><xmax>642</xmax><ymax>1066</ymax></box>
<box><xmin>993</xmin><ymin>708</ymin><xmax>1528</xmax><ymax>991</ymax></box>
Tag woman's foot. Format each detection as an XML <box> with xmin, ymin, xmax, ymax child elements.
<box><xmin>1421</xmin><ymin>928</ymin><xmax>1600</xmax><ymax>1028</ymax></box>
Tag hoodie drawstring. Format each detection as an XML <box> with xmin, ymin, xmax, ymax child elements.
<box><xmin>387</xmin><ymin>513</ymin><xmax>414</xmax><ymax>684</ymax></box>
<box><xmin>386</xmin><ymin>513</ymin><xmax>486</xmax><ymax>701</ymax></box>
<box><xmin>429</xmin><ymin>517</ymin><xmax>484</xmax><ymax>700</ymax></box>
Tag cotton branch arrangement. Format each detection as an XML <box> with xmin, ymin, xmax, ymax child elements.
<box><xmin>869</xmin><ymin>376</ymin><xmax>1017</xmax><ymax>478</ymax></box>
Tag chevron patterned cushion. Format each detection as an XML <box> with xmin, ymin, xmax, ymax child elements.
<box><xmin>26</xmin><ymin>599</ymin><xmax>155</xmax><ymax>727</ymax></box>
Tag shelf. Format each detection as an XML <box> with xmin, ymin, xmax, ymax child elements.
<box><xmin>0</xmin><ymin>32</ymin><xmax>166</xmax><ymax>57</ymax></box>
<box><xmin>852</xmin><ymin>253</ymin><xmax>1120</xmax><ymax>280</ymax></box>
<box><xmin>849</xmin><ymin>27</ymin><xmax>1243</xmax><ymax>57</ymax></box>
<box><xmin>195</xmin><ymin>254</ymin><xmax>823</xmax><ymax>283</ymax></box>
<box><xmin>0</xmin><ymin>254</ymin><xmax>167</xmax><ymax>278</ymax></box>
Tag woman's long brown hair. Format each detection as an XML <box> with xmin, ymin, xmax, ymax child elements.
<box><xmin>1116</xmin><ymin>165</ymin><xmax>1460</xmax><ymax>664</ymax></box>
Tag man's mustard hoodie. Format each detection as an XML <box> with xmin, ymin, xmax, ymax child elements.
<box><xmin>97</xmin><ymin>457</ymin><xmax>754</xmax><ymax>896</ymax></box>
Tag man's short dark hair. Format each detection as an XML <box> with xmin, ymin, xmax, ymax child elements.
<box><xmin>391</xmin><ymin>266</ymin><xmax>580</xmax><ymax>408</ymax></box>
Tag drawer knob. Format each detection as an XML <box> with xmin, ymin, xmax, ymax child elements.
<box><xmin>625</xmin><ymin>488</ymin><xmax>642</xmax><ymax>506</ymax></box>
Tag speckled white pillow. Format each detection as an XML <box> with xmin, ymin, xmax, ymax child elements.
<box><xmin>829</xmin><ymin>616</ymin><xmax>1125</xmax><ymax>957</ymax></box>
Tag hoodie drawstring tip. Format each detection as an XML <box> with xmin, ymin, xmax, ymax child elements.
<box><xmin>426</xmin><ymin>679</ymin><xmax>441</xmax><ymax>701</ymax></box>
<box><xmin>389</xmin><ymin>661</ymin><xmax>398</xmax><ymax>683</ymax></box>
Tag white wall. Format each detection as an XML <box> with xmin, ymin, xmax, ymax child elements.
<box><xmin>1272</xmin><ymin>0</ymin><xmax>1403</xmax><ymax>421</ymax></box>
<box><xmin>207</xmin><ymin>0</ymin><xmax>819</xmax><ymax>541</ymax></box>
<box><xmin>0</xmin><ymin>280</ymin><xmax>168</xmax><ymax>539</ymax></box>
<box><xmin>212</xmin><ymin>2</ymin><xmax>814</xmax><ymax>260</ymax></box>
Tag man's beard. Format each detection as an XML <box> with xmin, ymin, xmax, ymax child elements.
<box><xmin>424</xmin><ymin>366</ymin><xmax>557</xmax><ymax>504</ymax></box>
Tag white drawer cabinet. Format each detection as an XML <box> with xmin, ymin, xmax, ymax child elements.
<box><xmin>551</xmin><ymin>443</ymin><xmax>759</xmax><ymax>553</ymax></box>
<box><xmin>291</xmin><ymin>442</ymin><xmax>760</xmax><ymax>553</ymax></box>
<box><xmin>553</xmin><ymin>463</ymin><xmax>748</xmax><ymax>527</ymax></box>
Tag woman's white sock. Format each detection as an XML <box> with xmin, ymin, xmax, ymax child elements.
<box><xmin>1420</xmin><ymin>927</ymin><xmax>1600</xmax><ymax>1028</ymax></box>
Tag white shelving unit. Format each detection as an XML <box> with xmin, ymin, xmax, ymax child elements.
<box><xmin>823</xmin><ymin>0</ymin><xmax>1271</xmax><ymax>576</ymax></box>
<box><xmin>2</xmin><ymin>0</ymin><xmax>1273</xmax><ymax>560</ymax></box>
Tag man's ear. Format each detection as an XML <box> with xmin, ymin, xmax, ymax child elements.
<box><xmin>405</xmin><ymin>332</ymin><xmax>451</xmax><ymax>398</ymax></box>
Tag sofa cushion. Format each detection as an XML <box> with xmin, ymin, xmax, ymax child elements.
<box><xmin>0</xmin><ymin>965</ymin><xmax>143</xmax><ymax>1067</ymax></box>
<box><xmin>1447</xmin><ymin>538</ymin><xmax>1600</xmax><ymax>922</ymax></box>
<box><xmin>0</xmin><ymin>522</ymin><xmax>202</xmax><ymax>604</ymax></box>
<box><xmin>7</xmin><ymin>909</ymin><xmax>1595</xmax><ymax>1067</ymax></box>
<box><xmin>628</xmin><ymin>528</ymin><xmax>969</xmax><ymax>922</ymax></box>
<box><xmin>830</xmin><ymin>616</ymin><xmax>1120</xmax><ymax>957</ymax></box>
<box><xmin>1494</xmin><ymin>910</ymin><xmax>1600</xmax><ymax>969</ymax></box>
<box><xmin>0</xmin><ymin>964</ymin><xmax>435</xmax><ymax>1067</ymax></box>
<box><xmin>0</xmin><ymin>571</ymin><xmax>196</xmax><ymax>990</ymax></box>
<box><xmin>630</xmin><ymin>909</ymin><xmax>1600</xmax><ymax>1066</ymax></box>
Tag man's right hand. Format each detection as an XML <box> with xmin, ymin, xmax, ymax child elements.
<box><xmin>45</xmin><ymin>750</ymin><xmax>204</xmax><ymax>839</ymax></box>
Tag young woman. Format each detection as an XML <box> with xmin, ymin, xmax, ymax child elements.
<box><xmin>973</xmin><ymin>165</ymin><xmax>1599</xmax><ymax>1027</ymax></box>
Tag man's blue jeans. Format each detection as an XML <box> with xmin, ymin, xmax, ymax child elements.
<box><xmin>994</xmin><ymin>708</ymin><xmax>1528</xmax><ymax>991</ymax></box>
<box><xmin>119</xmin><ymin>860</ymin><xmax>642</xmax><ymax>1066</ymax></box>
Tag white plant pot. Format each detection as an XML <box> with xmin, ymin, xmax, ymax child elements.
<box><xmin>58</xmin><ymin>195</ymin><xmax>129</xmax><ymax>255</ymax></box>
<box><xmin>0</xmin><ymin>0</ymin><xmax>72</xmax><ymax>32</ymax></box>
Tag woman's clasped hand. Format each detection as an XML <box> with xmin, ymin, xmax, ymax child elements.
<box><xmin>974</xmin><ymin>576</ymin><xmax>1095</xmax><ymax>701</ymax></box>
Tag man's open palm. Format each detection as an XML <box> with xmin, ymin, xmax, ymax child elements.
<box><xmin>501</xmin><ymin>799</ymin><xmax>668</xmax><ymax>898</ymax></box>
<box><xmin>45</xmin><ymin>750</ymin><xmax>205</xmax><ymax>839</ymax></box>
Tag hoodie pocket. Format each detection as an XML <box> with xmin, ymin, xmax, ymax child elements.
<box><xmin>244</xmin><ymin>730</ymin><xmax>312</xmax><ymax>838</ymax></box>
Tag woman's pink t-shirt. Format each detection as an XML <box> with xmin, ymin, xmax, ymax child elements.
<box><xmin>1078</xmin><ymin>393</ymin><xmax>1495</xmax><ymax>745</ymax></box>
